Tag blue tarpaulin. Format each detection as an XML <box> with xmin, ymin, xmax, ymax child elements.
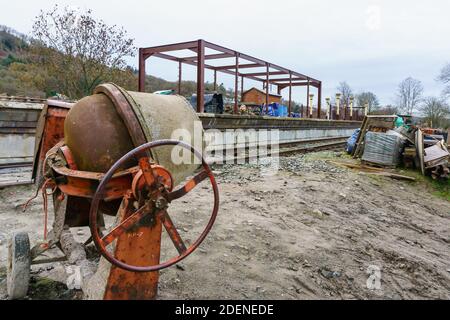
<box><xmin>346</xmin><ymin>129</ymin><xmax>360</xmax><ymax>154</ymax></box>
<box><xmin>264</xmin><ymin>103</ymin><xmax>288</xmax><ymax>117</ymax></box>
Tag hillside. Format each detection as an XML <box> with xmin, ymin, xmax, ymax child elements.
<box><xmin>0</xmin><ymin>26</ymin><xmax>226</xmax><ymax>99</ymax></box>
<box><xmin>0</xmin><ymin>26</ymin><xmax>38</xmax><ymax>96</ymax></box>
<box><xmin>0</xmin><ymin>26</ymin><xmax>28</xmax><ymax>57</ymax></box>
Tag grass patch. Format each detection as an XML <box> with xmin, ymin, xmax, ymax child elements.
<box><xmin>395</xmin><ymin>168</ymin><xmax>450</xmax><ymax>201</ymax></box>
<box><xmin>303</xmin><ymin>150</ymin><xmax>349</xmax><ymax>161</ymax></box>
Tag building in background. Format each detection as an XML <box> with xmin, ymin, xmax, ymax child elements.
<box><xmin>241</xmin><ymin>87</ymin><xmax>282</xmax><ymax>106</ymax></box>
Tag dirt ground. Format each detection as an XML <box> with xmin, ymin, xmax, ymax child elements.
<box><xmin>0</xmin><ymin>151</ymin><xmax>449</xmax><ymax>300</ymax></box>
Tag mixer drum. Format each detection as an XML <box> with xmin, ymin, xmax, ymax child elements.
<box><xmin>64</xmin><ymin>83</ymin><xmax>202</xmax><ymax>185</ymax></box>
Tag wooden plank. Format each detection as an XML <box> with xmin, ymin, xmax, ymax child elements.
<box><xmin>416</xmin><ymin>129</ymin><xmax>425</xmax><ymax>175</ymax></box>
<box><xmin>362</xmin><ymin>171</ymin><xmax>416</xmax><ymax>181</ymax></box>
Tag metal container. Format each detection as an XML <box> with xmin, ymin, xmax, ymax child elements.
<box><xmin>64</xmin><ymin>83</ymin><xmax>202</xmax><ymax>184</ymax></box>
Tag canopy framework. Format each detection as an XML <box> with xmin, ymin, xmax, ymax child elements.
<box><xmin>139</xmin><ymin>39</ymin><xmax>322</xmax><ymax>117</ymax></box>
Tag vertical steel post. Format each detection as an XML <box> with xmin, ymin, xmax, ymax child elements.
<box><xmin>306</xmin><ymin>79</ymin><xmax>310</xmax><ymax>115</ymax></box>
<box><xmin>214</xmin><ymin>70</ymin><xmax>217</xmax><ymax>91</ymax></box>
<box><xmin>197</xmin><ymin>40</ymin><xmax>205</xmax><ymax>113</ymax></box>
<box><xmin>138</xmin><ymin>48</ymin><xmax>146</xmax><ymax>92</ymax></box>
<box><xmin>288</xmin><ymin>73</ymin><xmax>292</xmax><ymax>117</ymax></box>
<box><xmin>234</xmin><ymin>53</ymin><xmax>239</xmax><ymax>114</ymax></box>
<box><xmin>265</xmin><ymin>63</ymin><xmax>269</xmax><ymax>113</ymax></box>
<box><xmin>241</xmin><ymin>76</ymin><xmax>244</xmax><ymax>101</ymax></box>
<box><xmin>178</xmin><ymin>61</ymin><xmax>182</xmax><ymax>95</ymax></box>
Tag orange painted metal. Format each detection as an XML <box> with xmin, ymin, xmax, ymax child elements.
<box><xmin>101</xmin><ymin>201</ymin><xmax>153</xmax><ymax>247</ymax></box>
<box><xmin>157</xmin><ymin>210</ymin><xmax>187</xmax><ymax>254</ymax></box>
<box><xmin>33</xmin><ymin>100</ymin><xmax>73</xmax><ymax>182</ymax></box>
<box><xmin>103</xmin><ymin>192</ymin><xmax>162</xmax><ymax>300</ymax></box>
<box><xmin>46</xmin><ymin>144</ymin><xmax>139</xmax><ymax>201</ymax></box>
<box><xmin>131</xmin><ymin>165</ymin><xmax>174</xmax><ymax>200</ymax></box>
<box><xmin>138</xmin><ymin>157</ymin><xmax>157</xmax><ymax>187</ymax></box>
<box><xmin>60</xmin><ymin>145</ymin><xmax>78</xmax><ymax>170</ymax></box>
<box><xmin>167</xmin><ymin>169</ymin><xmax>208</xmax><ymax>201</ymax></box>
<box><xmin>89</xmin><ymin>139</ymin><xmax>219</xmax><ymax>273</ymax></box>
<box><xmin>56</xmin><ymin>173</ymin><xmax>133</xmax><ymax>201</ymax></box>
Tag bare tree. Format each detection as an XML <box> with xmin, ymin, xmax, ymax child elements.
<box><xmin>337</xmin><ymin>81</ymin><xmax>353</xmax><ymax>107</ymax></box>
<box><xmin>31</xmin><ymin>5</ymin><xmax>136</xmax><ymax>98</ymax></box>
<box><xmin>372</xmin><ymin>104</ymin><xmax>399</xmax><ymax>115</ymax></box>
<box><xmin>437</xmin><ymin>63</ymin><xmax>450</xmax><ymax>99</ymax></box>
<box><xmin>396</xmin><ymin>77</ymin><xmax>423</xmax><ymax>115</ymax></box>
<box><xmin>356</xmin><ymin>91</ymin><xmax>379</xmax><ymax>113</ymax></box>
<box><xmin>419</xmin><ymin>97</ymin><xmax>450</xmax><ymax>128</ymax></box>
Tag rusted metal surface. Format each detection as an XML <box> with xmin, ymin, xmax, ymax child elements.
<box><xmin>167</xmin><ymin>170</ymin><xmax>208</xmax><ymax>202</ymax></box>
<box><xmin>157</xmin><ymin>209</ymin><xmax>187</xmax><ymax>255</ymax></box>
<box><xmin>89</xmin><ymin>139</ymin><xmax>219</xmax><ymax>273</ymax></box>
<box><xmin>32</xmin><ymin>100</ymin><xmax>73</xmax><ymax>183</ymax></box>
<box><xmin>65</xmin><ymin>82</ymin><xmax>202</xmax><ymax>186</ymax></box>
<box><xmin>101</xmin><ymin>200</ymin><xmax>153</xmax><ymax>247</ymax></box>
<box><xmin>197</xmin><ymin>39</ymin><xmax>205</xmax><ymax>113</ymax></box>
<box><xmin>103</xmin><ymin>193</ymin><xmax>162</xmax><ymax>300</ymax></box>
<box><xmin>28</xmin><ymin>85</ymin><xmax>219</xmax><ymax>299</ymax></box>
<box><xmin>49</xmin><ymin>164</ymin><xmax>136</xmax><ymax>201</ymax></box>
<box><xmin>139</xmin><ymin>39</ymin><xmax>322</xmax><ymax>116</ymax></box>
<box><xmin>60</xmin><ymin>145</ymin><xmax>78</xmax><ymax>170</ymax></box>
<box><xmin>64</xmin><ymin>92</ymin><xmax>136</xmax><ymax>173</ymax></box>
<box><xmin>94</xmin><ymin>83</ymin><xmax>147</xmax><ymax>148</ymax></box>
<box><xmin>131</xmin><ymin>165</ymin><xmax>173</xmax><ymax>200</ymax></box>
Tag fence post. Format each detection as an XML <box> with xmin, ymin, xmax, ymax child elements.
<box><xmin>326</xmin><ymin>98</ymin><xmax>331</xmax><ymax>120</ymax></box>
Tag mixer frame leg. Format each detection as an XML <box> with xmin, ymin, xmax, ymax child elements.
<box><xmin>103</xmin><ymin>192</ymin><xmax>162</xmax><ymax>300</ymax></box>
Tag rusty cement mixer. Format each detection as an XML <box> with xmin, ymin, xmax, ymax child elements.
<box><xmin>6</xmin><ymin>83</ymin><xmax>219</xmax><ymax>300</ymax></box>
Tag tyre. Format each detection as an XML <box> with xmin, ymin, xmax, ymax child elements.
<box><xmin>7</xmin><ymin>232</ymin><xmax>31</xmax><ymax>299</ymax></box>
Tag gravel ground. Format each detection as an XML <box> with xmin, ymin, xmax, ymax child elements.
<box><xmin>0</xmin><ymin>151</ymin><xmax>449</xmax><ymax>300</ymax></box>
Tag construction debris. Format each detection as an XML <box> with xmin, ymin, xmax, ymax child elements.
<box><xmin>361</xmin><ymin>132</ymin><xmax>404</xmax><ymax>167</ymax></box>
<box><xmin>350</xmin><ymin>115</ymin><xmax>450</xmax><ymax>180</ymax></box>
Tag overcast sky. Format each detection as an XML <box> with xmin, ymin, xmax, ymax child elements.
<box><xmin>1</xmin><ymin>0</ymin><xmax>449</xmax><ymax>105</ymax></box>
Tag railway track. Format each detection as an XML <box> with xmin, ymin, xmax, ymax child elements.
<box><xmin>207</xmin><ymin>136</ymin><xmax>349</xmax><ymax>164</ymax></box>
<box><xmin>278</xmin><ymin>136</ymin><xmax>348</xmax><ymax>154</ymax></box>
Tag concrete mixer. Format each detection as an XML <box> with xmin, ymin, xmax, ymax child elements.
<box><xmin>6</xmin><ymin>83</ymin><xmax>219</xmax><ymax>300</ymax></box>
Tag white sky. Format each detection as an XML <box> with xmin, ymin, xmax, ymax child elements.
<box><xmin>1</xmin><ymin>0</ymin><xmax>449</xmax><ymax>105</ymax></box>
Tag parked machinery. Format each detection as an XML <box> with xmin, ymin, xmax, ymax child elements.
<box><xmin>7</xmin><ymin>83</ymin><xmax>219</xmax><ymax>299</ymax></box>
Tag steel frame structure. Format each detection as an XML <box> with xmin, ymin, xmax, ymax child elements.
<box><xmin>138</xmin><ymin>39</ymin><xmax>322</xmax><ymax>117</ymax></box>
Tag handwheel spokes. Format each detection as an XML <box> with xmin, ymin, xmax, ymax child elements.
<box><xmin>157</xmin><ymin>210</ymin><xmax>187</xmax><ymax>255</ymax></box>
<box><xmin>101</xmin><ymin>202</ymin><xmax>152</xmax><ymax>247</ymax></box>
<box><xmin>166</xmin><ymin>170</ymin><xmax>209</xmax><ymax>202</ymax></box>
<box><xmin>90</xmin><ymin>139</ymin><xmax>219</xmax><ymax>272</ymax></box>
